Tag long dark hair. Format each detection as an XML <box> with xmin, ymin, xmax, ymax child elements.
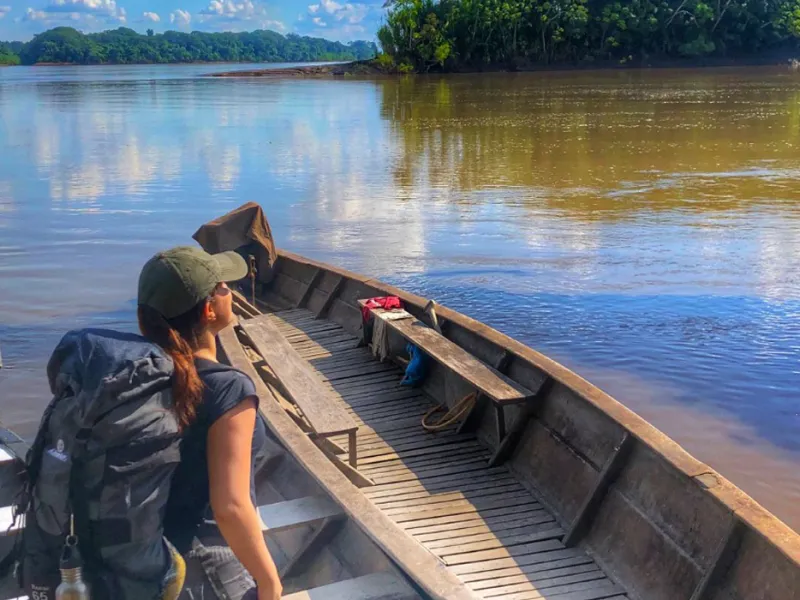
<box><xmin>138</xmin><ymin>302</ymin><xmax>207</xmax><ymax>430</ymax></box>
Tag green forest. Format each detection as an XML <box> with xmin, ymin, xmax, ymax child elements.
<box><xmin>0</xmin><ymin>27</ymin><xmax>376</xmax><ymax>65</ymax></box>
<box><xmin>0</xmin><ymin>41</ymin><xmax>22</xmax><ymax>65</ymax></box>
<box><xmin>4</xmin><ymin>0</ymin><xmax>800</xmax><ymax>71</ymax></box>
<box><xmin>377</xmin><ymin>0</ymin><xmax>800</xmax><ymax>71</ymax></box>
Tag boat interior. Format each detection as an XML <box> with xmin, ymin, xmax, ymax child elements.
<box><xmin>226</xmin><ymin>302</ymin><xmax>631</xmax><ymax>600</ymax></box>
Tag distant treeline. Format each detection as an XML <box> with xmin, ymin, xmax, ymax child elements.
<box><xmin>0</xmin><ymin>40</ymin><xmax>22</xmax><ymax>65</ymax></box>
<box><xmin>0</xmin><ymin>27</ymin><xmax>377</xmax><ymax>65</ymax></box>
<box><xmin>377</xmin><ymin>0</ymin><xmax>800</xmax><ymax>71</ymax></box>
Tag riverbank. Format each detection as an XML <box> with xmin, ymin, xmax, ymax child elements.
<box><xmin>209</xmin><ymin>60</ymin><xmax>390</xmax><ymax>77</ymax></box>
<box><xmin>211</xmin><ymin>54</ymin><xmax>800</xmax><ymax>77</ymax></box>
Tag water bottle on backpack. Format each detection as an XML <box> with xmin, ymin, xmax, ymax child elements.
<box><xmin>55</xmin><ymin>531</ymin><xmax>89</xmax><ymax>600</ymax></box>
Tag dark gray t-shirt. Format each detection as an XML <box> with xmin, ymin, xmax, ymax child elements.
<box><xmin>165</xmin><ymin>358</ymin><xmax>268</xmax><ymax>553</ymax></box>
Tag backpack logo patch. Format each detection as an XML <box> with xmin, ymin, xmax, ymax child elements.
<box><xmin>46</xmin><ymin>440</ymin><xmax>68</xmax><ymax>463</ymax></box>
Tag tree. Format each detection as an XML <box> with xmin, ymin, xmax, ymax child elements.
<box><xmin>147</xmin><ymin>29</ymin><xmax>154</xmax><ymax>37</ymax></box>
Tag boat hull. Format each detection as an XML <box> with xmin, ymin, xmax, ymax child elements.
<box><xmin>256</xmin><ymin>249</ymin><xmax>800</xmax><ymax>600</ymax></box>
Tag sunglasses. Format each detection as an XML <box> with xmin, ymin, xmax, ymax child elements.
<box><xmin>209</xmin><ymin>283</ymin><xmax>232</xmax><ymax>299</ymax></box>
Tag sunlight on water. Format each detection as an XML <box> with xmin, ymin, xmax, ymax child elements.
<box><xmin>0</xmin><ymin>64</ymin><xmax>798</xmax><ymax>530</ymax></box>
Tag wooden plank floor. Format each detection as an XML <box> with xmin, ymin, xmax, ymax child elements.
<box><xmin>265</xmin><ymin>309</ymin><xmax>630</xmax><ymax>600</ymax></box>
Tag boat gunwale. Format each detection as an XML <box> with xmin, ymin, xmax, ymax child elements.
<box><xmin>276</xmin><ymin>248</ymin><xmax>800</xmax><ymax>567</ymax></box>
<box><xmin>217</xmin><ymin>325</ymin><xmax>480</xmax><ymax>600</ymax></box>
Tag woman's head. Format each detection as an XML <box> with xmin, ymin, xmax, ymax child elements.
<box><xmin>137</xmin><ymin>246</ymin><xmax>249</xmax><ymax>429</ymax></box>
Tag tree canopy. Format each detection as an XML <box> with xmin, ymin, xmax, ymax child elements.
<box><xmin>0</xmin><ymin>27</ymin><xmax>377</xmax><ymax>65</ymax></box>
<box><xmin>378</xmin><ymin>0</ymin><xmax>800</xmax><ymax>71</ymax></box>
<box><xmin>0</xmin><ymin>41</ymin><xmax>20</xmax><ymax>65</ymax></box>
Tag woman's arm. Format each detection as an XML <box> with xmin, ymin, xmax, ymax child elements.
<box><xmin>208</xmin><ymin>398</ymin><xmax>282</xmax><ymax>599</ymax></box>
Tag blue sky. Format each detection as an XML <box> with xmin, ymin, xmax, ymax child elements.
<box><xmin>0</xmin><ymin>0</ymin><xmax>385</xmax><ymax>42</ymax></box>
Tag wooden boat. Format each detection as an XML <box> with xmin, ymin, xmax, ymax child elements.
<box><xmin>1</xmin><ymin>203</ymin><xmax>798</xmax><ymax>600</ymax></box>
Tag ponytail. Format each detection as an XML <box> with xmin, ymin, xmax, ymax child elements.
<box><xmin>138</xmin><ymin>304</ymin><xmax>205</xmax><ymax>431</ymax></box>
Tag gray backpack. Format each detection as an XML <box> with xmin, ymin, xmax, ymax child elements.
<box><xmin>11</xmin><ymin>329</ymin><xmax>184</xmax><ymax>600</ymax></box>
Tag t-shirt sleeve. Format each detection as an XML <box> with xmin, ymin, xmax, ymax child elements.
<box><xmin>204</xmin><ymin>370</ymin><xmax>258</xmax><ymax>425</ymax></box>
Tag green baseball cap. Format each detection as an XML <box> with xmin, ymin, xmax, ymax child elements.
<box><xmin>138</xmin><ymin>246</ymin><xmax>249</xmax><ymax>319</ymax></box>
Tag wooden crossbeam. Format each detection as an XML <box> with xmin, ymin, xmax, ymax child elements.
<box><xmin>488</xmin><ymin>377</ymin><xmax>553</xmax><ymax>467</ymax></box>
<box><xmin>316</xmin><ymin>277</ymin><xmax>345</xmax><ymax>320</ymax></box>
<box><xmin>563</xmin><ymin>432</ymin><xmax>634</xmax><ymax>547</ymax></box>
<box><xmin>457</xmin><ymin>351</ymin><xmax>513</xmax><ymax>435</ymax></box>
<box><xmin>280</xmin><ymin>516</ymin><xmax>347</xmax><ymax>579</ymax></box>
<box><xmin>295</xmin><ymin>268</ymin><xmax>324</xmax><ymax>308</ymax></box>
<box><xmin>689</xmin><ymin>517</ymin><xmax>744</xmax><ymax>600</ymax></box>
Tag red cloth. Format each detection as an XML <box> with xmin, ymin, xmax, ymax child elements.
<box><xmin>361</xmin><ymin>296</ymin><xmax>402</xmax><ymax>321</ymax></box>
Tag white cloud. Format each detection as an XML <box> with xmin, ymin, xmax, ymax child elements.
<box><xmin>0</xmin><ymin>6</ymin><xmax>10</xmax><ymax>19</ymax></box>
<box><xmin>262</xmin><ymin>18</ymin><xmax>285</xmax><ymax>31</ymax></box>
<box><xmin>299</xmin><ymin>0</ymin><xmax>373</xmax><ymax>41</ymax></box>
<box><xmin>318</xmin><ymin>0</ymin><xmax>342</xmax><ymax>13</ymax></box>
<box><xmin>199</xmin><ymin>0</ymin><xmax>224</xmax><ymax>15</ymax></box>
<box><xmin>47</xmin><ymin>0</ymin><xmax>102</xmax><ymax>12</ymax></box>
<box><xmin>23</xmin><ymin>8</ymin><xmax>49</xmax><ymax>20</ymax></box>
<box><xmin>22</xmin><ymin>0</ymin><xmax>126</xmax><ymax>24</ymax></box>
<box><xmin>199</xmin><ymin>0</ymin><xmax>261</xmax><ymax>20</ymax></box>
<box><xmin>197</xmin><ymin>1</ymin><xmax>285</xmax><ymax>31</ymax></box>
<box><xmin>142</xmin><ymin>11</ymin><xmax>160</xmax><ymax>22</ymax></box>
<box><xmin>306</xmin><ymin>0</ymin><xmax>368</xmax><ymax>26</ymax></box>
<box><xmin>340</xmin><ymin>4</ymin><xmax>368</xmax><ymax>23</ymax></box>
<box><xmin>170</xmin><ymin>9</ymin><xmax>191</xmax><ymax>26</ymax></box>
<box><xmin>46</xmin><ymin>0</ymin><xmax>125</xmax><ymax>20</ymax></box>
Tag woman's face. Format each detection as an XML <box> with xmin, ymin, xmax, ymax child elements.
<box><xmin>207</xmin><ymin>282</ymin><xmax>235</xmax><ymax>334</ymax></box>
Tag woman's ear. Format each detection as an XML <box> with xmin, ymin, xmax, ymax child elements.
<box><xmin>203</xmin><ymin>299</ymin><xmax>217</xmax><ymax>324</ymax></box>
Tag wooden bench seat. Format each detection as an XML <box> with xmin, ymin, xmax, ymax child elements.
<box><xmin>241</xmin><ymin>316</ymin><xmax>360</xmax><ymax>467</ymax></box>
<box><xmin>259</xmin><ymin>495</ymin><xmax>344</xmax><ymax>534</ymax></box>
<box><xmin>283</xmin><ymin>572</ymin><xmax>419</xmax><ymax>600</ymax></box>
<box><xmin>373</xmin><ymin>311</ymin><xmax>531</xmax><ymax>404</ymax></box>
<box><xmin>360</xmin><ymin>301</ymin><xmax>540</xmax><ymax>464</ymax></box>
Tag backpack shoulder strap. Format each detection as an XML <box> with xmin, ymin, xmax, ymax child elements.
<box><xmin>0</xmin><ymin>393</ymin><xmax>68</xmax><ymax>582</ymax></box>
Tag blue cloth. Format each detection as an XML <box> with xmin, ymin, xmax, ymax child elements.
<box><xmin>401</xmin><ymin>343</ymin><xmax>429</xmax><ymax>386</ymax></box>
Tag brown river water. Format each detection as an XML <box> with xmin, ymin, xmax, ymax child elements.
<box><xmin>0</xmin><ymin>64</ymin><xmax>798</xmax><ymax>531</ymax></box>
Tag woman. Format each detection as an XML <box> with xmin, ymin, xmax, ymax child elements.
<box><xmin>136</xmin><ymin>245</ymin><xmax>282</xmax><ymax>600</ymax></box>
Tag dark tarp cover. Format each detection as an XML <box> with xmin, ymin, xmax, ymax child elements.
<box><xmin>192</xmin><ymin>202</ymin><xmax>277</xmax><ymax>284</ymax></box>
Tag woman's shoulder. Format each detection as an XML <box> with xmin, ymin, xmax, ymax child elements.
<box><xmin>196</xmin><ymin>358</ymin><xmax>253</xmax><ymax>385</ymax></box>
<box><xmin>195</xmin><ymin>359</ymin><xmax>257</xmax><ymax>418</ymax></box>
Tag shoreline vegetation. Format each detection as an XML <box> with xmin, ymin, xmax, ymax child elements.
<box><xmin>371</xmin><ymin>0</ymin><xmax>800</xmax><ymax>74</ymax></box>
<box><xmin>4</xmin><ymin>0</ymin><xmax>800</xmax><ymax>74</ymax></box>
<box><xmin>0</xmin><ymin>27</ymin><xmax>376</xmax><ymax>66</ymax></box>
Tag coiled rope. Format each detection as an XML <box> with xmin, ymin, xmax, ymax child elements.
<box><xmin>421</xmin><ymin>392</ymin><xmax>478</xmax><ymax>432</ymax></box>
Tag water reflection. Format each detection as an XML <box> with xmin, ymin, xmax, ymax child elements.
<box><xmin>379</xmin><ymin>72</ymin><xmax>800</xmax><ymax>216</ymax></box>
<box><xmin>376</xmin><ymin>72</ymin><xmax>800</xmax><ymax>303</ymax></box>
<box><xmin>0</xmin><ymin>65</ymin><xmax>798</xmax><ymax>531</ymax></box>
